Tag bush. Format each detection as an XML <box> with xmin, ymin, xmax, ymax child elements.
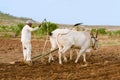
<box><xmin>33</xmin><ymin>22</ymin><xmax>58</xmax><ymax>37</ymax></box>
<box><xmin>114</xmin><ymin>30</ymin><xmax>120</xmax><ymax>35</ymax></box>
<box><xmin>107</xmin><ymin>31</ymin><xmax>113</xmax><ymax>36</ymax></box>
<box><xmin>91</xmin><ymin>28</ymin><xmax>96</xmax><ymax>33</ymax></box>
<box><xmin>0</xmin><ymin>22</ymin><xmax>58</xmax><ymax>38</ymax></box>
<box><xmin>14</xmin><ymin>23</ymin><xmax>24</xmax><ymax>37</ymax></box>
<box><xmin>0</xmin><ymin>26</ymin><xmax>8</xmax><ymax>32</ymax></box>
<box><xmin>97</xmin><ymin>28</ymin><xmax>107</xmax><ymax>35</ymax></box>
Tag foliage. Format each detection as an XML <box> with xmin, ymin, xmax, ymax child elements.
<box><xmin>91</xmin><ymin>28</ymin><xmax>107</xmax><ymax>35</ymax></box>
<box><xmin>91</xmin><ymin>28</ymin><xmax>96</xmax><ymax>33</ymax></box>
<box><xmin>0</xmin><ymin>22</ymin><xmax>58</xmax><ymax>38</ymax></box>
<box><xmin>107</xmin><ymin>30</ymin><xmax>120</xmax><ymax>37</ymax></box>
<box><xmin>33</xmin><ymin>22</ymin><xmax>58</xmax><ymax>37</ymax></box>
<box><xmin>14</xmin><ymin>23</ymin><xmax>24</xmax><ymax>37</ymax></box>
<box><xmin>97</xmin><ymin>28</ymin><xmax>107</xmax><ymax>35</ymax></box>
<box><xmin>107</xmin><ymin>31</ymin><xmax>113</xmax><ymax>36</ymax></box>
<box><xmin>114</xmin><ymin>30</ymin><xmax>120</xmax><ymax>35</ymax></box>
<box><xmin>1</xmin><ymin>24</ymin><xmax>120</xmax><ymax>38</ymax></box>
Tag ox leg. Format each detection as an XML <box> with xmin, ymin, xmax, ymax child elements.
<box><xmin>58</xmin><ymin>51</ymin><xmax>62</xmax><ymax>64</ymax></box>
<box><xmin>48</xmin><ymin>53</ymin><xmax>54</xmax><ymax>63</ymax></box>
<box><xmin>62</xmin><ymin>46</ymin><xmax>72</xmax><ymax>63</ymax></box>
<box><xmin>58</xmin><ymin>46</ymin><xmax>71</xmax><ymax>64</ymax></box>
<box><xmin>70</xmin><ymin>48</ymin><xmax>73</xmax><ymax>60</ymax></box>
<box><xmin>82</xmin><ymin>53</ymin><xmax>86</xmax><ymax>63</ymax></box>
<box><xmin>70</xmin><ymin>48</ymin><xmax>77</xmax><ymax>60</ymax></box>
<box><xmin>63</xmin><ymin>54</ymin><xmax>67</xmax><ymax>62</ymax></box>
<box><xmin>48</xmin><ymin>48</ymin><xmax>55</xmax><ymax>63</ymax></box>
<box><xmin>75</xmin><ymin>49</ymin><xmax>85</xmax><ymax>63</ymax></box>
<box><xmin>70</xmin><ymin>49</ymin><xmax>73</xmax><ymax>60</ymax></box>
<box><xmin>58</xmin><ymin>46</ymin><xmax>63</xmax><ymax>64</ymax></box>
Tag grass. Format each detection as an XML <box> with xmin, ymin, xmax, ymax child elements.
<box><xmin>98</xmin><ymin>35</ymin><xmax>120</xmax><ymax>47</ymax></box>
<box><xmin>99</xmin><ymin>40</ymin><xmax>120</xmax><ymax>46</ymax></box>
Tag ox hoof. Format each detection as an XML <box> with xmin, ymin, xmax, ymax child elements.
<box><xmin>81</xmin><ymin>63</ymin><xmax>88</xmax><ymax>67</ymax></box>
<box><xmin>24</xmin><ymin>61</ymin><xmax>33</xmax><ymax>66</ymax></box>
<box><xmin>75</xmin><ymin>60</ymin><xmax>78</xmax><ymax>63</ymax></box>
<box><xmin>64</xmin><ymin>59</ymin><xmax>67</xmax><ymax>63</ymax></box>
<box><xmin>59</xmin><ymin>62</ymin><xmax>62</xmax><ymax>65</ymax></box>
<box><xmin>48</xmin><ymin>58</ymin><xmax>54</xmax><ymax>63</ymax></box>
<box><xmin>9</xmin><ymin>61</ymin><xmax>15</xmax><ymax>64</ymax></box>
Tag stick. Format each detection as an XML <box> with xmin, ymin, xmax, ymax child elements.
<box><xmin>42</xmin><ymin>19</ymin><xmax>49</xmax><ymax>55</ymax></box>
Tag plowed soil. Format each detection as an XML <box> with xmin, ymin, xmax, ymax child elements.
<box><xmin>0</xmin><ymin>38</ymin><xmax>120</xmax><ymax>80</ymax></box>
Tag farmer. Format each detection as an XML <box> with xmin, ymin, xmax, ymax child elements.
<box><xmin>21</xmin><ymin>20</ymin><xmax>42</xmax><ymax>65</ymax></box>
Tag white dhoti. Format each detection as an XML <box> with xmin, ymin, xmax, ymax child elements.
<box><xmin>22</xmin><ymin>41</ymin><xmax>32</xmax><ymax>61</ymax></box>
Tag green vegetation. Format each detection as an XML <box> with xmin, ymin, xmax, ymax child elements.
<box><xmin>0</xmin><ymin>22</ymin><xmax>58</xmax><ymax>38</ymax></box>
<box><xmin>0</xmin><ymin>11</ymin><xmax>120</xmax><ymax>39</ymax></box>
<box><xmin>91</xmin><ymin>28</ymin><xmax>107</xmax><ymax>35</ymax></box>
<box><xmin>1</xmin><ymin>22</ymin><xmax>120</xmax><ymax>38</ymax></box>
<box><xmin>91</xmin><ymin>27</ymin><xmax>120</xmax><ymax>37</ymax></box>
<box><xmin>0</xmin><ymin>11</ymin><xmax>58</xmax><ymax>38</ymax></box>
<box><xmin>33</xmin><ymin>22</ymin><xmax>58</xmax><ymax>37</ymax></box>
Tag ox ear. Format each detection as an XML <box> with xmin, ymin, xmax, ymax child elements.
<box><xmin>96</xmin><ymin>29</ymin><xmax>98</xmax><ymax>38</ymax></box>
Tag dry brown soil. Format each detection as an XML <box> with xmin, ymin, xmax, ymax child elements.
<box><xmin>0</xmin><ymin>38</ymin><xmax>120</xmax><ymax>80</ymax></box>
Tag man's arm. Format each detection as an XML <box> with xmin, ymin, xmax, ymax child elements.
<box><xmin>27</xmin><ymin>23</ymin><xmax>42</xmax><ymax>32</ymax></box>
<box><xmin>27</xmin><ymin>26</ymin><xmax>39</xmax><ymax>32</ymax></box>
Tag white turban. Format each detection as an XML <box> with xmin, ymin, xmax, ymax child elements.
<box><xmin>26</xmin><ymin>20</ymin><xmax>33</xmax><ymax>24</ymax></box>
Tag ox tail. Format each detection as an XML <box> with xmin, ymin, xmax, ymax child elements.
<box><xmin>56</xmin><ymin>32</ymin><xmax>69</xmax><ymax>52</ymax></box>
<box><xmin>56</xmin><ymin>31</ymin><xmax>71</xmax><ymax>52</ymax></box>
<box><xmin>56</xmin><ymin>33</ymin><xmax>62</xmax><ymax>50</ymax></box>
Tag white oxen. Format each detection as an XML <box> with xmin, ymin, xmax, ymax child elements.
<box><xmin>49</xmin><ymin>29</ymin><xmax>98</xmax><ymax>64</ymax></box>
<box><xmin>48</xmin><ymin>29</ymin><xmax>71</xmax><ymax>62</ymax></box>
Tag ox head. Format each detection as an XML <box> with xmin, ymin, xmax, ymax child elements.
<box><xmin>91</xmin><ymin>30</ymin><xmax>99</xmax><ymax>50</ymax></box>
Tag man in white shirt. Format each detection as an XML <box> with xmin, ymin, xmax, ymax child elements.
<box><xmin>21</xmin><ymin>20</ymin><xmax>42</xmax><ymax>65</ymax></box>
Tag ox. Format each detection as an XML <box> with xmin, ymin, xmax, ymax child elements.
<box><xmin>49</xmin><ymin>29</ymin><xmax>98</xmax><ymax>64</ymax></box>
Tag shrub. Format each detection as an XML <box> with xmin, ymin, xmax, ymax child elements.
<box><xmin>14</xmin><ymin>23</ymin><xmax>24</xmax><ymax>37</ymax></box>
<box><xmin>33</xmin><ymin>22</ymin><xmax>58</xmax><ymax>37</ymax></box>
<box><xmin>114</xmin><ymin>30</ymin><xmax>120</xmax><ymax>35</ymax></box>
<box><xmin>0</xmin><ymin>26</ymin><xmax>8</xmax><ymax>32</ymax></box>
<box><xmin>97</xmin><ymin>28</ymin><xmax>107</xmax><ymax>35</ymax></box>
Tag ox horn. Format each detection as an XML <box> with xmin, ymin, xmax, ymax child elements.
<box><xmin>96</xmin><ymin>29</ymin><xmax>98</xmax><ymax>38</ymax></box>
<box><xmin>90</xmin><ymin>30</ymin><xmax>94</xmax><ymax>37</ymax></box>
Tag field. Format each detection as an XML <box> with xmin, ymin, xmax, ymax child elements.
<box><xmin>0</xmin><ymin>35</ymin><xmax>120</xmax><ymax>80</ymax></box>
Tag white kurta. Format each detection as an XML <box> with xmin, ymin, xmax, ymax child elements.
<box><xmin>21</xmin><ymin>25</ymin><xmax>39</xmax><ymax>61</ymax></box>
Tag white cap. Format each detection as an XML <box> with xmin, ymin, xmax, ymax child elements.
<box><xmin>26</xmin><ymin>20</ymin><xmax>33</xmax><ymax>24</ymax></box>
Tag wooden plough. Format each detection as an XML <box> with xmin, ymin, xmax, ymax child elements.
<box><xmin>32</xmin><ymin>48</ymin><xmax>58</xmax><ymax>61</ymax></box>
